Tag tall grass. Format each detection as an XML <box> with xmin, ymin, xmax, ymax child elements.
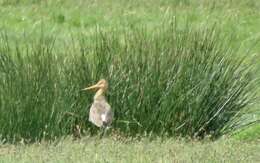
<box><xmin>0</xmin><ymin>21</ymin><xmax>257</xmax><ymax>141</ymax></box>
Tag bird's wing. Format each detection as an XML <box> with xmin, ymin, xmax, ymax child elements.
<box><xmin>103</xmin><ymin>103</ymin><xmax>113</xmax><ymax>126</ymax></box>
<box><xmin>89</xmin><ymin>102</ymin><xmax>103</xmax><ymax>127</ymax></box>
<box><xmin>88</xmin><ymin>101</ymin><xmax>113</xmax><ymax>127</ymax></box>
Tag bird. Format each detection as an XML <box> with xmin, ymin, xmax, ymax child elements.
<box><xmin>82</xmin><ymin>79</ymin><xmax>113</xmax><ymax>137</ymax></box>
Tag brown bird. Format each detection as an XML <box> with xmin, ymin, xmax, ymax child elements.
<box><xmin>82</xmin><ymin>79</ymin><xmax>113</xmax><ymax>135</ymax></box>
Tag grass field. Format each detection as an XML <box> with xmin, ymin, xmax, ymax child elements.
<box><xmin>0</xmin><ymin>0</ymin><xmax>260</xmax><ymax>162</ymax></box>
<box><xmin>0</xmin><ymin>137</ymin><xmax>260</xmax><ymax>163</ymax></box>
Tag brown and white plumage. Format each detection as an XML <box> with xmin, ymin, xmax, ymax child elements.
<box><xmin>82</xmin><ymin>79</ymin><xmax>113</xmax><ymax>129</ymax></box>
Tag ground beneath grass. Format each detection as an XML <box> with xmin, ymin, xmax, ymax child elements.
<box><xmin>0</xmin><ymin>137</ymin><xmax>259</xmax><ymax>163</ymax></box>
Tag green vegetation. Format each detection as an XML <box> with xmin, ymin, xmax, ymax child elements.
<box><xmin>233</xmin><ymin>124</ymin><xmax>260</xmax><ymax>141</ymax></box>
<box><xmin>0</xmin><ymin>21</ymin><xmax>257</xmax><ymax>141</ymax></box>
<box><xmin>0</xmin><ymin>0</ymin><xmax>259</xmax><ymax>162</ymax></box>
<box><xmin>0</xmin><ymin>137</ymin><xmax>259</xmax><ymax>163</ymax></box>
<box><xmin>0</xmin><ymin>0</ymin><xmax>259</xmax><ymax>143</ymax></box>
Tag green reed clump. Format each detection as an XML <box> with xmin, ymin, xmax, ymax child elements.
<box><xmin>0</xmin><ymin>22</ymin><xmax>257</xmax><ymax>141</ymax></box>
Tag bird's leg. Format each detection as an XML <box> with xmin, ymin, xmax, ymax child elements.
<box><xmin>99</xmin><ymin>126</ymin><xmax>105</xmax><ymax>139</ymax></box>
<box><xmin>99</xmin><ymin>126</ymin><xmax>110</xmax><ymax>139</ymax></box>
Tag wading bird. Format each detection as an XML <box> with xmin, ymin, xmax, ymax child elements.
<box><xmin>82</xmin><ymin>79</ymin><xmax>113</xmax><ymax>136</ymax></box>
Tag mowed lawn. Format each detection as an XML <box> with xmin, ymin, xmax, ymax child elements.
<box><xmin>0</xmin><ymin>0</ymin><xmax>259</xmax><ymax>75</ymax></box>
<box><xmin>0</xmin><ymin>0</ymin><xmax>260</xmax><ymax>162</ymax></box>
<box><xmin>0</xmin><ymin>137</ymin><xmax>260</xmax><ymax>163</ymax></box>
<box><xmin>0</xmin><ymin>0</ymin><xmax>259</xmax><ymax>78</ymax></box>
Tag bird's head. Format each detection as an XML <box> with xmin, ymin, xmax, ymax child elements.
<box><xmin>82</xmin><ymin>79</ymin><xmax>108</xmax><ymax>92</ymax></box>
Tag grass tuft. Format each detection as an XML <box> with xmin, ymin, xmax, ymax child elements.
<box><xmin>0</xmin><ymin>21</ymin><xmax>258</xmax><ymax>141</ymax></box>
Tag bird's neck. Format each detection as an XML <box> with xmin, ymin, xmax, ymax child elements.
<box><xmin>94</xmin><ymin>89</ymin><xmax>106</xmax><ymax>101</ymax></box>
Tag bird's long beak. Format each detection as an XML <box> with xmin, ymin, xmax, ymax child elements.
<box><xmin>82</xmin><ymin>84</ymin><xmax>100</xmax><ymax>91</ymax></box>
